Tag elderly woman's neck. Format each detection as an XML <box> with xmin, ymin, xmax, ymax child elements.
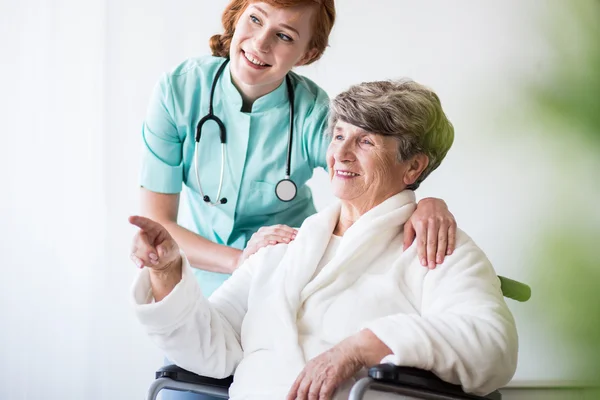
<box><xmin>333</xmin><ymin>202</ymin><xmax>376</xmax><ymax>236</ymax></box>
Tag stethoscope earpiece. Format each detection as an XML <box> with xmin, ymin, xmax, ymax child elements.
<box><xmin>203</xmin><ymin>195</ymin><xmax>228</xmax><ymax>204</ymax></box>
<box><xmin>195</xmin><ymin>58</ymin><xmax>297</xmax><ymax>206</ymax></box>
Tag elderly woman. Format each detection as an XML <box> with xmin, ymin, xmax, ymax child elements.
<box><xmin>130</xmin><ymin>79</ymin><xmax>518</xmax><ymax>400</ymax></box>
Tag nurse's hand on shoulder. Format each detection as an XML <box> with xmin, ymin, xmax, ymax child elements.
<box><xmin>403</xmin><ymin>197</ymin><xmax>457</xmax><ymax>270</ymax></box>
<box><xmin>129</xmin><ymin>215</ymin><xmax>181</xmax><ymax>273</ymax></box>
<box><xmin>237</xmin><ymin>224</ymin><xmax>298</xmax><ymax>268</ymax></box>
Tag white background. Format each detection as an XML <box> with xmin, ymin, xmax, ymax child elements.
<box><xmin>0</xmin><ymin>1</ymin><xmax>593</xmax><ymax>399</ymax></box>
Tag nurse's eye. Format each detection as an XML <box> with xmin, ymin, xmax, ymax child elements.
<box><xmin>249</xmin><ymin>15</ymin><xmax>261</xmax><ymax>24</ymax></box>
<box><xmin>277</xmin><ymin>33</ymin><xmax>293</xmax><ymax>42</ymax></box>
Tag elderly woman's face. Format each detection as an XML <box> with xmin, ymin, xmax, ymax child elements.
<box><xmin>327</xmin><ymin>120</ymin><xmax>410</xmax><ymax>206</ymax></box>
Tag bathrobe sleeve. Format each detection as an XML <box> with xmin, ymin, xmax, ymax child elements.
<box><xmin>131</xmin><ymin>251</ymin><xmax>260</xmax><ymax>378</ymax></box>
<box><xmin>363</xmin><ymin>231</ymin><xmax>519</xmax><ymax>395</ymax></box>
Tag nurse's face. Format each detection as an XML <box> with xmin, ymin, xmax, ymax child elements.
<box><xmin>327</xmin><ymin>120</ymin><xmax>415</xmax><ymax>210</ymax></box>
<box><xmin>229</xmin><ymin>2</ymin><xmax>317</xmax><ymax>95</ymax></box>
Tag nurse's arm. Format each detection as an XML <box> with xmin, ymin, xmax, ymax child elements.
<box><xmin>141</xmin><ymin>187</ymin><xmax>241</xmax><ymax>274</ymax></box>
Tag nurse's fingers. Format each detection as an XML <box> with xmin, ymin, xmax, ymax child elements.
<box><xmin>447</xmin><ymin>220</ymin><xmax>457</xmax><ymax>255</ymax></box>
<box><xmin>426</xmin><ymin>218</ymin><xmax>439</xmax><ymax>270</ymax></box>
<box><xmin>251</xmin><ymin>227</ymin><xmax>296</xmax><ymax>247</ymax></box>
<box><xmin>247</xmin><ymin>237</ymin><xmax>282</xmax><ymax>254</ymax></box>
<box><xmin>403</xmin><ymin>219</ymin><xmax>416</xmax><ymax>251</ymax></box>
<box><xmin>258</xmin><ymin>225</ymin><xmax>297</xmax><ymax>239</ymax></box>
<box><xmin>261</xmin><ymin>234</ymin><xmax>294</xmax><ymax>244</ymax></box>
<box><xmin>435</xmin><ymin>224</ymin><xmax>449</xmax><ymax>265</ymax></box>
<box><xmin>414</xmin><ymin>220</ymin><xmax>427</xmax><ymax>267</ymax></box>
<box><xmin>273</xmin><ymin>224</ymin><xmax>298</xmax><ymax>234</ymax></box>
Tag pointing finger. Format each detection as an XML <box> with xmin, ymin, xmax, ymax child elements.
<box><xmin>129</xmin><ymin>215</ymin><xmax>162</xmax><ymax>234</ymax></box>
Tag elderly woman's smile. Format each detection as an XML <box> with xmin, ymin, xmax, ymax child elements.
<box><xmin>335</xmin><ymin>170</ymin><xmax>360</xmax><ymax>178</ymax></box>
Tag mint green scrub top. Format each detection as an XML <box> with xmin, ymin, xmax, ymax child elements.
<box><xmin>140</xmin><ymin>56</ymin><xmax>330</xmax><ymax>296</ymax></box>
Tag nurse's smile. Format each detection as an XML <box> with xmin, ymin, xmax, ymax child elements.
<box><xmin>241</xmin><ymin>50</ymin><xmax>271</xmax><ymax>69</ymax></box>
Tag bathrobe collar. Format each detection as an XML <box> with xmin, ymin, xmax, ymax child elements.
<box><xmin>270</xmin><ymin>190</ymin><xmax>417</xmax><ymax>367</ymax></box>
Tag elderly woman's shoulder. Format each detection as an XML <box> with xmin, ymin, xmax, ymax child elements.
<box><xmin>452</xmin><ymin>229</ymin><xmax>486</xmax><ymax>252</ymax></box>
<box><xmin>447</xmin><ymin>228</ymin><xmax>498</xmax><ymax>271</ymax></box>
<box><xmin>243</xmin><ymin>242</ymin><xmax>291</xmax><ymax>272</ymax></box>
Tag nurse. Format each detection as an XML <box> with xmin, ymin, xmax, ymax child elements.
<box><xmin>138</xmin><ymin>0</ymin><xmax>456</xmax><ymax>301</ymax></box>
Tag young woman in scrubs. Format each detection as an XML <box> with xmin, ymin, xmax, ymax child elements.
<box><xmin>138</xmin><ymin>0</ymin><xmax>456</xmax><ymax>321</ymax></box>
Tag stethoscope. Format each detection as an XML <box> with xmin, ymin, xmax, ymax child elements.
<box><xmin>194</xmin><ymin>58</ymin><xmax>298</xmax><ymax>206</ymax></box>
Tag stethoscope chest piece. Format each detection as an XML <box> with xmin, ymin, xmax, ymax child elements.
<box><xmin>275</xmin><ymin>178</ymin><xmax>297</xmax><ymax>202</ymax></box>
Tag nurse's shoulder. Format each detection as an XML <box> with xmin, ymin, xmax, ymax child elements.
<box><xmin>147</xmin><ymin>55</ymin><xmax>227</xmax><ymax>125</ymax></box>
<box><xmin>288</xmin><ymin>71</ymin><xmax>330</xmax><ymax>113</ymax></box>
<box><xmin>160</xmin><ymin>55</ymin><xmax>227</xmax><ymax>95</ymax></box>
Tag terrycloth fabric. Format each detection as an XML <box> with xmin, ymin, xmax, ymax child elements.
<box><xmin>132</xmin><ymin>191</ymin><xmax>518</xmax><ymax>399</ymax></box>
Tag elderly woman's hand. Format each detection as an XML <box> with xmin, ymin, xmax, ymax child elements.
<box><xmin>287</xmin><ymin>330</ymin><xmax>391</xmax><ymax>400</ymax></box>
<box><xmin>129</xmin><ymin>215</ymin><xmax>181</xmax><ymax>272</ymax></box>
<box><xmin>130</xmin><ymin>216</ymin><xmax>183</xmax><ymax>301</ymax></box>
<box><xmin>403</xmin><ymin>197</ymin><xmax>457</xmax><ymax>269</ymax></box>
<box><xmin>237</xmin><ymin>224</ymin><xmax>297</xmax><ymax>268</ymax></box>
<box><xmin>286</xmin><ymin>339</ymin><xmax>362</xmax><ymax>400</ymax></box>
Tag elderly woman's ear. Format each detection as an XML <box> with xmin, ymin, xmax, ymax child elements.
<box><xmin>402</xmin><ymin>154</ymin><xmax>429</xmax><ymax>187</ymax></box>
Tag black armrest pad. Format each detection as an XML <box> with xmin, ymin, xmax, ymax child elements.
<box><xmin>156</xmin><ymin>364</ymin><xmax>233</xmax><ymax>388</ymax></box>
<box><xmin>368</xmin><ymin>364</ymin><xmax>501</xmax><ymax>400</ymax></box>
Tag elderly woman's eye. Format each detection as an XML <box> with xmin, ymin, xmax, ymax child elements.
<box><xmin>362</xmin><ymin>139</ymin><xmax>374</xmax><ymax>145</ymax></box>
<box><xmin>335</xmin><ymin>135</ymin><xmax>344</xmax><ymax>140</ymax></box>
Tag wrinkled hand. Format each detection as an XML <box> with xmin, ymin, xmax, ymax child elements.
<box><xmin>286</xmin><ymin>339</ymin><xmax>362</xmax><ymax>400</ymax></box>
<box><xmin>129</xmin><ymin>215</ymin><xmax>180</xmax><ymax>272</ymax></box>
<box><xmin>403</xmin><ymin>197</ymin><xmax>457</xmax><ymax>269</ymax></box>
<box><xmin>237</xmin><ymin>224</ymin><xmax>297</xmax><ymax>267</ymax></box>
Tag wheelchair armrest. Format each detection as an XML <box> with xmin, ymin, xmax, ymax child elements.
<box><xmin>368</xmin><ymin>364</ymin><xmax>501</xmax><ymax>400</ymax></box>
<box><xmin>156</xmin><ymin>364</ymin><xmax>233</xmax><ymax>389</ymax></box>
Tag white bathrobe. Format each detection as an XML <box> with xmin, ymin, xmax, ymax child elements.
<box><xmin>132</xmin><ymin>191</ymin><xmax>518</xmax><ymax>399</ymax></box>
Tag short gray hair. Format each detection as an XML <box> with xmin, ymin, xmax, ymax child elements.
<box><xmin>328</xmin><ymin>79</ymin><xmax>454</xmax><ymax>190</ymax></box>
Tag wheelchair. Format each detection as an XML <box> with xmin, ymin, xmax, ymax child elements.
<box><xmin>147</xmin><ymin>276</ymin><xmax>530</xmax><ymax>400</ymax></box>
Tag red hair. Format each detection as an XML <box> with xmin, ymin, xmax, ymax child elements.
<box><xmin>209</xmin><ymin>0</ymin><xmax>336</xmax><ymax>65</ymax></box>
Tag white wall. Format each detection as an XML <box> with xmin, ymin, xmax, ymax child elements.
<box><xmin>0</xmin><ymin>0</ymin><xmax>107</xmax><ymax>399</ymax></box>
<box><xmin>0</xmin><ymin>1</ymin><xmax>591</xmax><ymax>399</ymax></box>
